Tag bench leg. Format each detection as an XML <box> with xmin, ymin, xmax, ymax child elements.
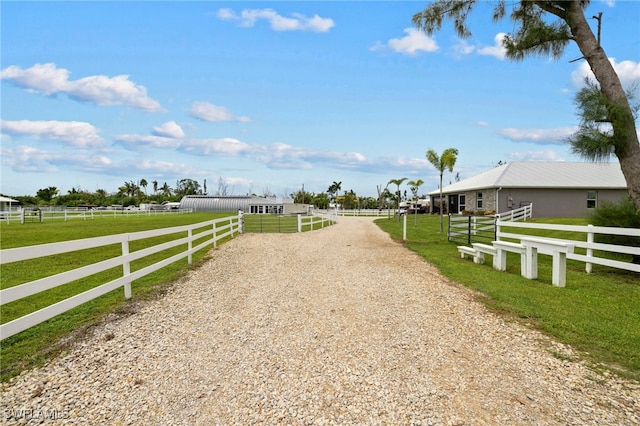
<box><xmin>493</xmin><ymin>249</ymin><xmax>507</xmax><ymax>271</ymax></box>
<box><xmin>474</xmin><ymin>252</ymin><xmax>485</xmax><ymax>264</ymax></box>
<box><xmin>552</xmin><ymin>252</ymin><xmax>567</xmax><ymax>287</ymax></box>
<box><xmin>525</xmin><ymin>246</ymin><xmax>538</xmax><ymax>279</ymax></box>
<box><xmin>519</xmin><ymin>252</ymin><xmax>528</xmax><ymax>278</ymax></box>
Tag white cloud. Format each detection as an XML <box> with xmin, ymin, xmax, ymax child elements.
<box><xmin>0</xmin><ymin>63</ymin><xmax>163</xmax><ymax>112</ymax></box>
<box><xmin>0</xmin><ymin>119</ymin><xmax>104</xmax><ymax>148</ymax></box>
<box><xmin>115</xmin><ymin>133</ymin><xmax>253</xmax><ymax>156</ymax></box>
<box><xmin>478</xmin><ymin>33</ymin><xmax>507</xmax><ymax>60</ymax></box>
<box><xmin>115</xmin><ymin>126</ymin><xmax>431</xmax><ymax>176</ymax></box>
<box><xmin>571</xmin><ymin>58</ymin><xmax>640</xmax><ymax>92</ymax></box>
<box><xmin>223</xmin><ymin>176</ymin><xmax>252</xmax><ymax>187</ymax></box>
<box><xmin>152</xmin><ymin>121</ymin><xmax>185</xmax><ymax>138</ymax></box>
<box><xmin>371</xmin><ymin>28</ymin><xmax>438</xmax><ymax>56</ymax></box>
<box><xmin>0</xmin><ymin>145</ymin><xmax>113</xmax><ymax>173</ymax></box>
<box><xmin>452</xmin><ymin>40</ymin><xmax>475</xmax><ymax>57</ymax></box>
<box><xmin>189</xmin><ymin>101</ymin><xmax>251</xmax><ymax>122</ymax></box>
<box><xmin>508</xmin><ymin>150</ymin><xmax>565</xmax><ymax>162</ymax></box>
<box><xmin>217</xmin><ymin>8</ymin><xmax>334</xmax><ymax>32</ymax></box>
<box><xmin>498</xmin><ymin>127</ymin><xmax>577</xmax><ymax>145</ymax></box>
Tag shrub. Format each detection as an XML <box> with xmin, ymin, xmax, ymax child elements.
<box><xmin>589</xmin><ymin>197</ymin><xmax>640</xmax><ymax>263</ymax></box>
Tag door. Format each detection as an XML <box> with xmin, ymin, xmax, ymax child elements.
<box><xmin>449</xmin><ymin>194</ymin><xmax>459</xmax><ymax>214</ymax></box>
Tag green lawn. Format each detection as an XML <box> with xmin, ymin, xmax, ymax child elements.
<box><xmin>376</xmin><ymin>214</ymin><xmax>639</xmax><ymax>381</ymax></box>
<box><xmin>0</xmin><ymin>213</ymin><xmax>231</xmax><ymax>382</ymax></box>
<box><xmin>1</xmin><ymin>213</ymin><xmax>637</xmax><ymax>383</ymax></box>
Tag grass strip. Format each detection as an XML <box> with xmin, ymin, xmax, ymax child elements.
<box><xmin>0</xmin><ymin>213</ymin><xmax>230</xmax><ymax>382</ymax></box>
<box><xmin>375</xmin><ymin>214</ymin><xmax>639</xmax><ymax>381</ymax></box>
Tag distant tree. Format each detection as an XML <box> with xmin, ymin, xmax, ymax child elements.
<box><xmin>407</xmin><ymin>179</ymin><xmax>424</xmax><ymax>226</ymax></box>
<box><xmin>139</xmin><ymin>178</ymin><xmax>148</xmax><ymax>196</ymax></box>
<box><xmin>341</xmin><ymin>190</ymin><xmax>358</xmax><ymax>210</ymax></box>
<box><xmin>412</xmin><ymin>0</ymin><xmax>640</xmax><ymax>211</ymax></box>
<box><xmin>377</xmin><ymin>183</ymin><xmax>390</xmax><ymax>210</ymax></box>
<box><xmin>313</xmin><ymin>192</ymin><xmax>331</xmax><ymax>209</ymax></box>
<box><xmin>118</xmin><ymin>180</ymin><xmax>139</xmax><ymax>199</ymax></box>
<box><xmin>216</xmin><ymin>177</ymin><xmax>229</xmax><ymax>196</ymax></box>
<box><xmin>160</xmin><ymin>182</ymin><xmax>172</xmax><ymax>196</ymax></box>
<box><xmin>388</xmin><ymin>177</ymin><xmax>407</xmax><ymax>221</ymax></box>
<box><xmin>152</xmin><ymin>180</ymin><xmax>158</xmax><ymax>194</ymax></box>
<box><xmin>426</xmin><ymin>147</ymin><xmax>459</xmax><ymax>232</ymax></box>
<box><xmin>327</xmin><ymin>181</ymin><xmax>342</xmax><ymax>204</ymax></box>
<box><xmin>291</xmin><ymin>190</ymin><xmax>313</xmax><ymax>204</ymax></box>
<box><xmin>261</xmin><ymin>186</ymin><xmax>275</xmax><ymax>198</ymax></box>
<box><xmin>175</xmin><ymin>179</ymin><xmax>201</xmax><ymax>197</ymax></box>
<box><xmin>36</xmin><ymin>186</ymin><xmax>58</xmax><ymax>204</ymax></box>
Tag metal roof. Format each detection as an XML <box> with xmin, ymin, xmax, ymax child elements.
<box><xmin>429</xmin><ymin>162</ymin><xmax>628</xmax><ymax>195</ymax></box>
<box><xmin>179</xmin><ymin>195</ymin><xmax>281</xmax><ymax>212</ymax></box>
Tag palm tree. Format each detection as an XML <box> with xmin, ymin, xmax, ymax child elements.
<box><xmin>327</xmin><ymin>181</ymin><xmax>342</xmax><ymax>207</ymax></box>
<box><xmin>407</xmin><ymin>179</ymin><xmax>424</xmax><ymax>227</ymax></box>
<box><xmin>160</xmin><ymin>182</ymin><xmax>172</xmax><ymax>197</ymax></box>
<box><xmin>139</xmin><ymin>178</ymin><xmax>148</xmax><ymax>196</ymax></box>
<box><xmin>388</xmin><ymin>177</ymin><xmax>407</xmax><ymax>222</ymax></box>
<box><xmin>426</xmin><ymin>148</ymin><xmax>459</xmax><ymax>233</ymax></box>
<box><xmin>152</xmin><ymin>180</ymin><xmax>158</xmax><ymax>194</ymax></box>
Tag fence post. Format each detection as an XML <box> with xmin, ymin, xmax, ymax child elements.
<box><xmin>238</xmin><ymin>210</ymin><xmax>244</xmax><ymax>234</ymax></box>
<box><xmin>213</xmin><ymin>222</ymin><xmax>217</xmax><ymax>248</ymax></box>
<box><xmin>403</xmin><ymin>213</ymin><xmax>407</xmax><ymax>241</ymax></box>
<box><xmin>468</xmin><ymin>215</ymin><xmax>472</xmax><ymax>245</ymax></box>
<box><xmin>122</xmin><ymin>240</ymin><xmax>132</xmax><ymax>299</ymax></box>
<box><xmin>586</xmin><ymin>224</ymin><xmax>594</xmax><ymax>273</ymax></box>
<box><xmin>297</xmin><ymin>214</ymin><xmax>302</xmax><ymax>232</ymax></box>
<box><xmin>188</xmin><ymin>229</ymin><xmax>193</xmax><ymax>265</ymax></box>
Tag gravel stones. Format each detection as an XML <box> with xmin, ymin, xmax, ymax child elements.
<box><xmin>2</xmin><ymin>217</ymin><xmax>638</xmax><ymax>425</ymax></box>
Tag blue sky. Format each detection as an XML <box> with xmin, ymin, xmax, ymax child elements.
<box><xmin>1</xmin><ymin>1</ymin><xmax>639</xmax><ymax>199</ymax></box>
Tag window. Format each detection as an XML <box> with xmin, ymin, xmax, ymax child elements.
<box><xmin>476</xmin><ymin>192</ymin><xmax>483</xmax><ymax>209</ymax></box>
<box><xmin>587</xmin><ymin>191</ymin><xmax>597</xmax><ymax>209</ymax></box>
<box><xmin>459</xmin><ymin>195</ymin><xmax>466</xmax><ymax>213</ymax></box>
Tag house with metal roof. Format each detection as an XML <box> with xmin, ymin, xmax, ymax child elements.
<box><xmin>428</xmin><ymin>162</ymin><xmax>629</xmax><ymax>218</ymax></box>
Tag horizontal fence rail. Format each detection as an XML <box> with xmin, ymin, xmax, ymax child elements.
<box><xmin>242</xmin><ymin>213</ymin><xmax>336</xmax><ymax>233</ymax></box>
<box><xmin>0</xmin><ymin>215</ymin><xmax>241</xmax><ymax>340</ymax></box>
<box><xmin>448</xmin><ymin>214</ymin><xmax>497</xmax><ymax>246</ymax></box>
<box><xmin>496</xmin><ymin>203</ymin><xmax>533</xmax><ymax>221</ymax></box>
<box><xmin>496</xmin><ymin>220</ymin><xmax>640</xmax><ymax>274</ymax></box>
<box><xmin>316</xmin><ymin>209</ymin><xmax>396</xmax><ymax>217</ymax></box>
<box><xmin>1</xmin><ymin>207</ymin><xmax>193</xmax><ymax>224</ymax></box>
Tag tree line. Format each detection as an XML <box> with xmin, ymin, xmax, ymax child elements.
<box><xmin>5</xmin><ymin>176</ymin><xmax>430</xmax><ymax>210</ymax></box>
<box><xmin>6</xmin><ymin>178</ymin><xmax>209</xmax><ymax>208</ymax></box>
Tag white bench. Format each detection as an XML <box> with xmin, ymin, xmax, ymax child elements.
<box><xmin>492</xmin><ymin>240</ymin><xmax>528</xmax><ymax>277</ymax></box>
<box><xmin>519</xmin><ymin>237</ymin><xmax>575</xmax><ymax>287</ymax></box>
<box><xmin>457</xmin><ymin>246</ymin><xmax>479</xmax><ymax>263</ymax></box>
<box><xmin>471</xmin><ymin>243</ymin><xmax>496</xmax><ymax>265</ymax></box>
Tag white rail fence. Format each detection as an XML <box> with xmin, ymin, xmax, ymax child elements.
<box><xmin>496</xmin><ymin>220</ymin><xmax>640</xmax><ymax>274</ymax></box>
<box><xmin>0</xmin><ymin>215</ymin><xmax>241</xmax><ymax>340</ymax></box>
<box><xmin>496</xmin><ymin>203</ymin><xmax>533</xmax><ymax>222</ymax></box>
<box><xmin>2</xmin><ymin>207</ymin><xmax>193</xmax><ymax>224</ymax></box>
<box><xmin>317</xmin><ymin>209</ymin><xmax>395</xmax><ymax>217</ymax></box>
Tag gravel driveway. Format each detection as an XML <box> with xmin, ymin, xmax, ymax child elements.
<box><xmin>2</xmin><ymin>216</ymin><xmax>638</xmax><ymax>425</ymax></box>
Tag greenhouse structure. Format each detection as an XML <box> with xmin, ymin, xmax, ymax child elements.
<box><xmin>179</xmin><ymin>195</ymin><xmax>287</xmax><ymax>214</ymax></box>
